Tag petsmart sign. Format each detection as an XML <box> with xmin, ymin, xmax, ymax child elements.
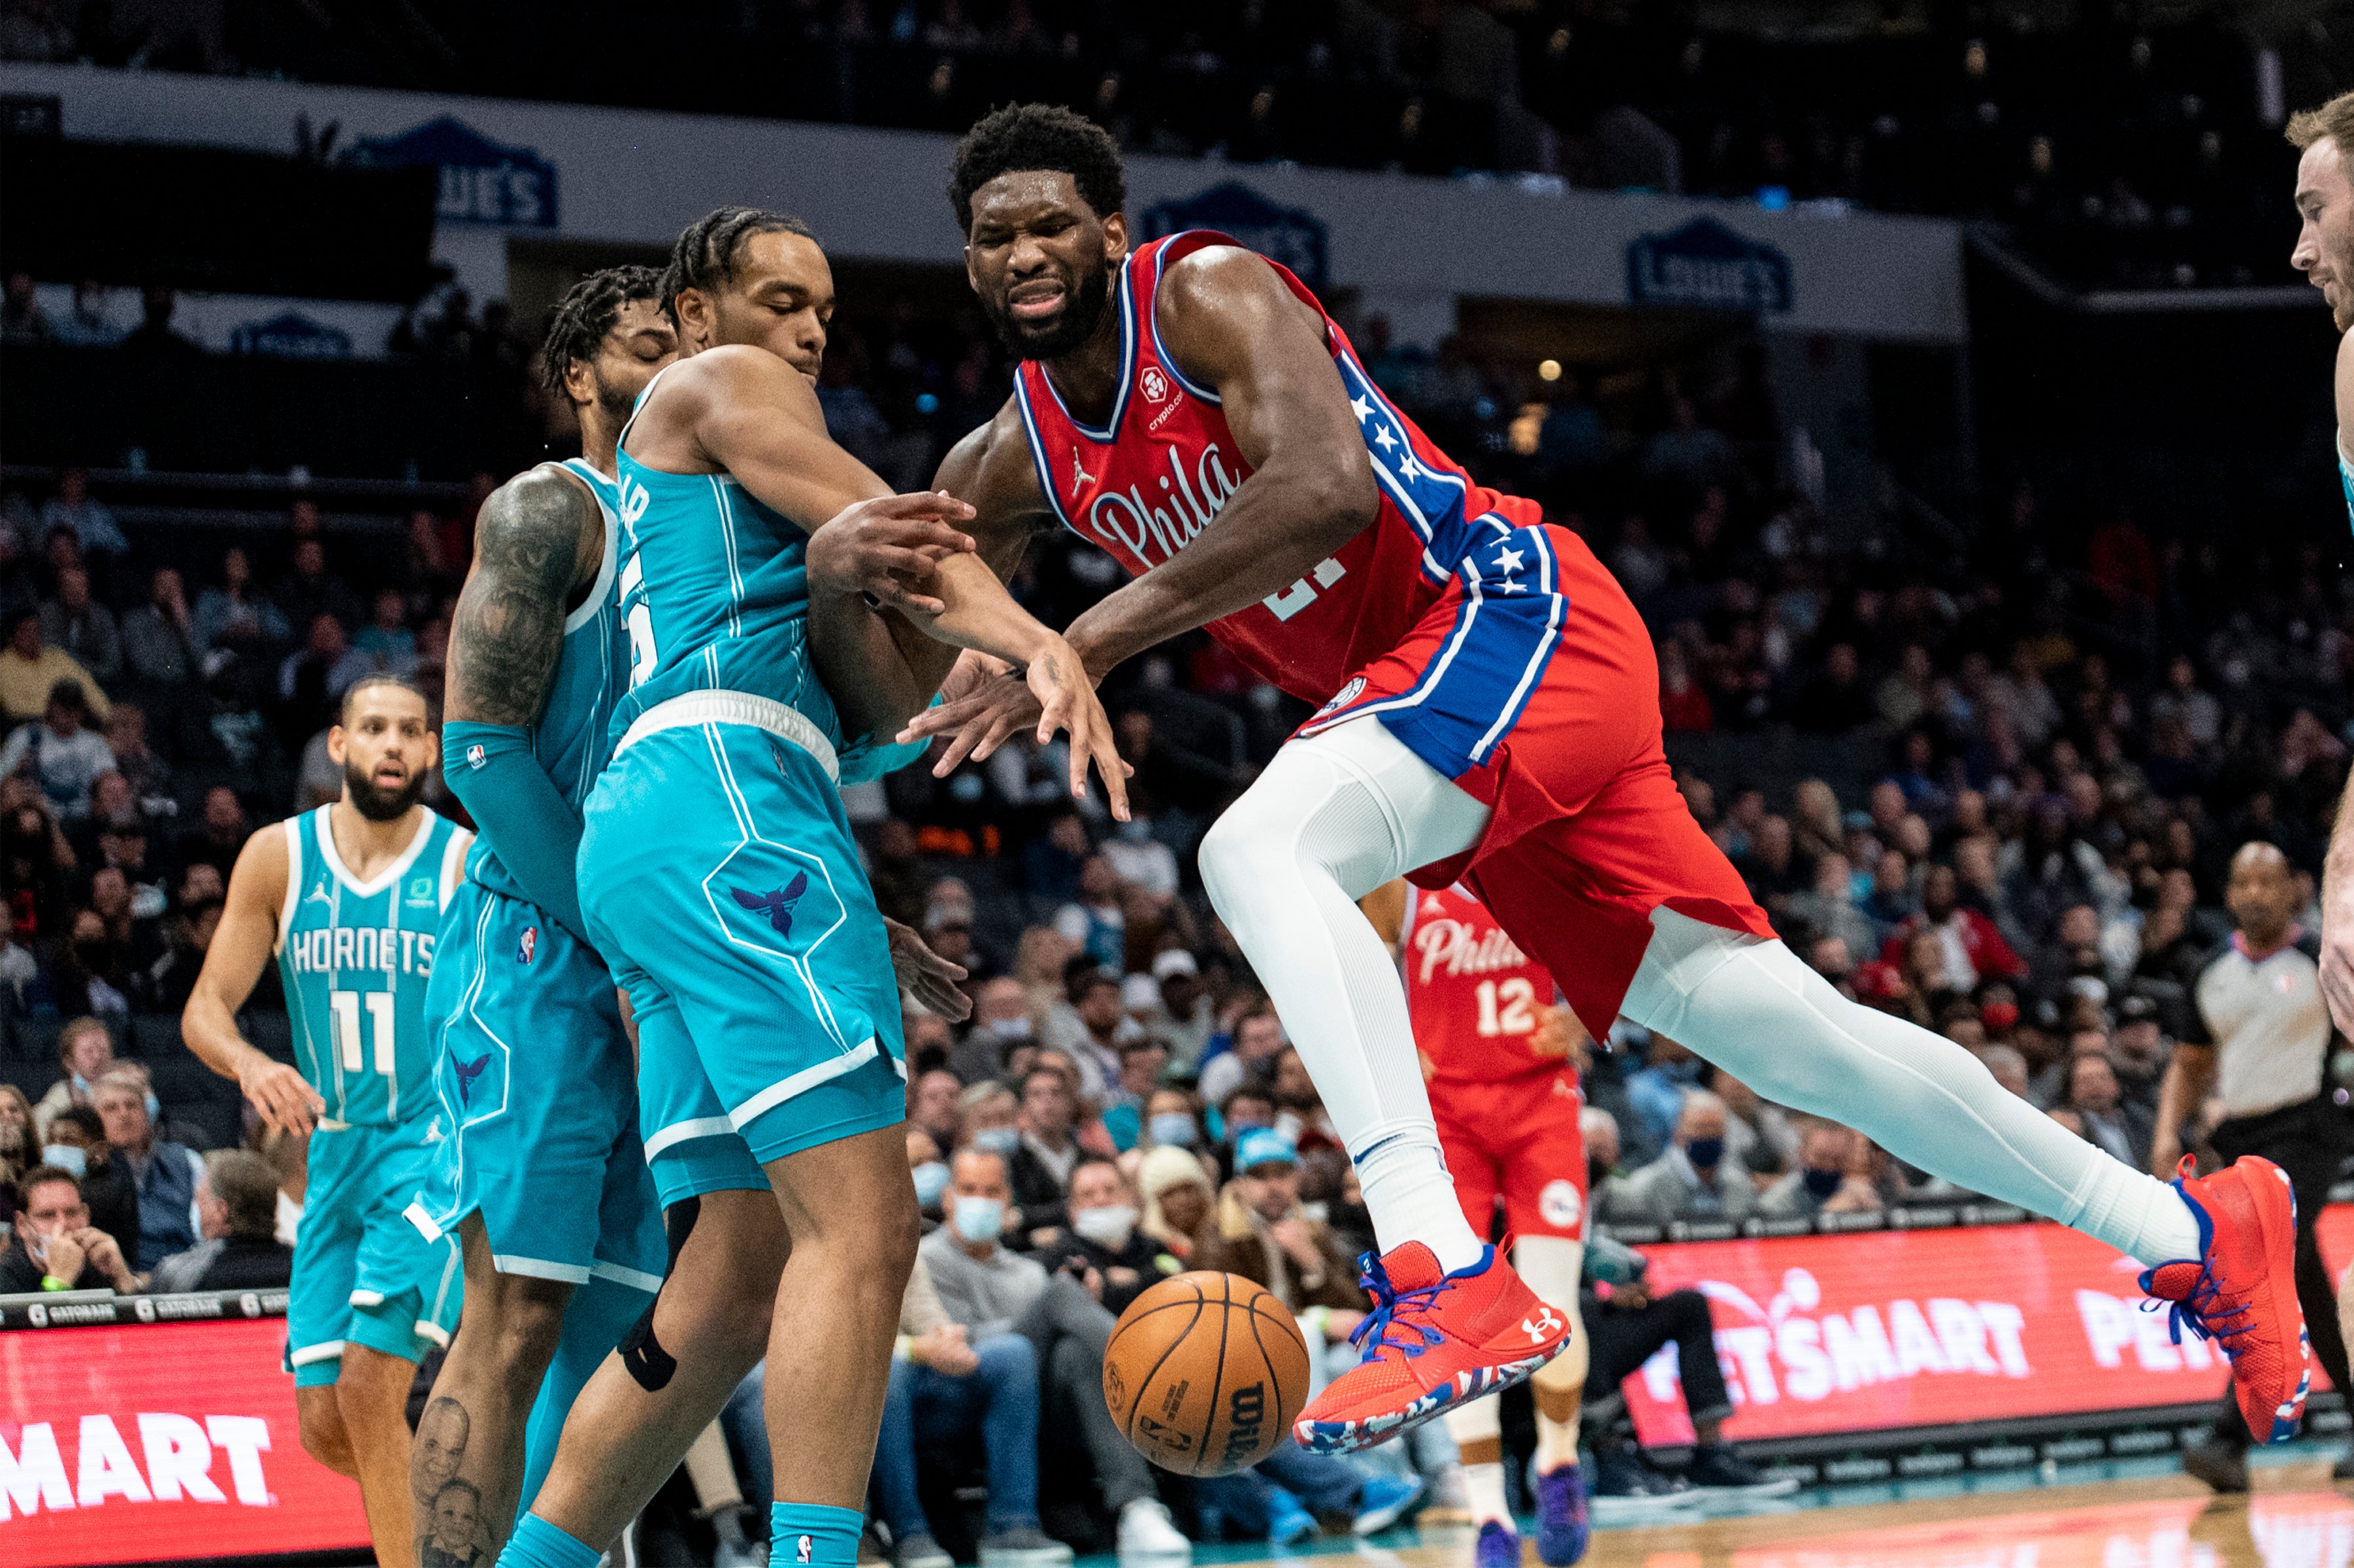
<box><xmin>1626</xmin><ymin>216</ymin><xmax>1793</xmax><ymax>314</ymax></box>
<box><xmin>347</xmin><ymin>114</ymin><xmax>558</xmax><ymax>228</ymax></box>
<box><xmin>1139</xmin><ymin>182</ymin><xmax>1329</xmax><ymax>288</ymax></box>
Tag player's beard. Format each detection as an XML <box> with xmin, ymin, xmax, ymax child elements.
<box><xmin>593</xmin><ymin>365</ymin><xmax>636</xmax><ymax>427</ymax></box>
<box><xmin>986</xmin><ymin>259</ymin><xmax>1112</xmax><ymax>362</ymax></box>
<box><xmin>344</xmin><ymin>757</ymin><xmax>426</xmax><ymax>822</ymax></box>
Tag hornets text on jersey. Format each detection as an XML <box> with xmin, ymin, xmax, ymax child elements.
<box><xmin>276</xmin><ymin>804</ymin><xmax>467</xmax><ymax>1128</ymax></box>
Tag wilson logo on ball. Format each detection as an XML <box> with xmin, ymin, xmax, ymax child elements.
<box><xmin>1220</xmin><ymin>1382</ymin><xmax>1267</xmax><ymax>1469</ymax></box>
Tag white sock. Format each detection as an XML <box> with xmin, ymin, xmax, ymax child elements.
<box><xmin>1535</xmin><ymin>1415</ymin><xmax>1580</xmax><ymax>1476</ymax></box>
<box><xmin>1198</xmin><ymin>719</ymin><xmax>1490</xmax><ymax>1273</ymax></box>
<box><xmin>1622</xmin><ymin>909</ymin><xmax>2203</xmax><ymax>1266</ymax></box>
<box><xmin>1463</xmin><ymin>1461</ymin><xmax>1509</xmax><ymax>1526</ymax></box>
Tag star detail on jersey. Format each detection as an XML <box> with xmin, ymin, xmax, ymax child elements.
<box><xmin>1371</xmin><ymin>424</ymin><xmax>1398</xmax><ymax>451</ymax></box>
<box><xmin>732</xmin><ymin>871</ymin><xmax>811</xmax><ymax>939</ymax></box>
<box><xmin>1350</xmin><ymin>394</ymin><xmax>1375</xmax><ymax>421</ymax></box>
<box><xmin>1493</xmin><ymin>544</ymin><xmax>1527</xmax><ymax>576</ymax></box>
<box><xmin>450</xmin><ymin>1052</ymin><xmax>491</xmax><ymax>1107</ymax></box>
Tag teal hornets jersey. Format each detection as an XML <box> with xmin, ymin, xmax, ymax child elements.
<box><xmin>463</xmin><ymin>457</ymin><xmax>628</xmax><ymax>903</ymax></box>
<box><xmin>609</xmin><ymin>363</ymin><xmax>845</xmax><ymax>756</ymax></box>
<box><xmin>276</xmin><ymin>806</ymin><xmax>468</xmax><ymax>1128</ymax></box>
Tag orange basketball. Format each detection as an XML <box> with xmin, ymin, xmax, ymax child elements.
<box><xmin>1101</xmin><ymin>1271</ymin><xmax>1312</xmax><ymax>1477</ymax></box>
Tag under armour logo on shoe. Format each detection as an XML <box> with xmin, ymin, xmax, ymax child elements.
<box><xmin>1522</xmin><ymin>1306</ymin><xmax>1563</xmax><ymax>1345</ymax></box>
<box><xmin>731</xmin><ymin>871</ymin><xmax>809</xmax><ymax>939</ymax></box>
<box><xmin>797</xmin><ymin>1535</ymin><xmax>813</xmax><ymax>1565</ymax></box>
<box><xmin>451</xmin><ymin>1052</ymin><xmax>490</xmax><ymax>1105</ymax></box>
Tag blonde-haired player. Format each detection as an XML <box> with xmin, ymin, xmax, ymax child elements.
<box><xmin>1364</xmin><ymin>879</ymin><xmax>1592</xmax><ymax>1566</ymax></box>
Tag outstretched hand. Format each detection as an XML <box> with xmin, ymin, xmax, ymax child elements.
<box><xmin>806</xmin><ymin>491</ymin><xmax>977</xmax><ymax>616</ymax></box>
<box><xmin>1026</xmin><ymin>636</ymin><xmax>1131</xmax><ymax>821</ymax></box>
<box><xmin>898</xmin><ymin>665</ymin><xmax>1047</xmax><ymax>777</ymax></box>
<box><xmin>883</xmin><ymin>915</ymin><xmax>972</xmax><ymax>1022</ymax></box>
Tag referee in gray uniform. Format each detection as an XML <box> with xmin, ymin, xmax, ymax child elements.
<box><xmin>2157</xmin><ymin>842</ymin><xmax>2352</xmax><ymax>1490</ymax></box>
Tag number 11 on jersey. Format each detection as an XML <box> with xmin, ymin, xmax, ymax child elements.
<box><xmin>329</xmin><ymin>988</ymin><xmax>396</xmax><ymax>1074</ymax></box>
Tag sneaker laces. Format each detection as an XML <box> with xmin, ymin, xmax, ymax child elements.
<box><xmin>1348</xmin><ymin>1252</ymin><xmax>1448</xmax><ymax>1362</ymax></box>
<box><xmin>2140</xmin><ymin>1156</ymin><xmax>2257</xmax><ymax>1362</ymax></box>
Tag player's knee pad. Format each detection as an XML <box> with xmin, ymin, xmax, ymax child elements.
<box><xmin>621</xmin><ymin>1196</ymin><xmax>698</xmax><ymax>1393</ymax></box>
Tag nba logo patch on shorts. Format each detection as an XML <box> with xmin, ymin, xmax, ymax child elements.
<box><xmin>517</xmin><ymin>926</ymin><xmax>536</xmax><ymax>965</ymax></box>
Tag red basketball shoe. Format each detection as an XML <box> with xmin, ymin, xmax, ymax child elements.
<box><xmin>2140</xmin><ymin>1155</ymin><xmax>2309</xmax><ymax>1445</ymax></box>
<box><xmin>1294</xmin><ymin>1243</ymin><xmax>1570</xmax><ymax>1455</ymax></box>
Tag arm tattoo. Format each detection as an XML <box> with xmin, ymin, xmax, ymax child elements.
<box><xmin>446</xmin><ymin>468</ymin><xmax>600</xmax><ymax>726</ymax></box>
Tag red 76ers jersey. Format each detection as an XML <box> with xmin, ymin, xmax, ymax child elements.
<box><xmin>1011</xmin><ymin>231</ymin><xmax>1541</xmax><ymax>706</ymax></box>
<box><xmin>1401</xmin><ymin>883</ymin><xmax>1567</xmax><ymax>1087</ymax></box>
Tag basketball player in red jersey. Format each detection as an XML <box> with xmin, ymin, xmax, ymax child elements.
<box><xmin>1367</xmin><ymin>879</ymin><xmax>1591</xmax><ymax>1567</ymax></box>
<box><xmin>903</xmin><ymin>104</ymin><xmax>2309</xmax><ymax>1456</ymax></box>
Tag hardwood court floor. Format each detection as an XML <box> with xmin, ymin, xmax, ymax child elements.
<box><xmin>1144</xmin><ymin>1447</ymin><xmax>2354</xmax><ymax>1568</ymax></box>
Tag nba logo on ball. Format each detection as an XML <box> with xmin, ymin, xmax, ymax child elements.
<box><xmin>517</xmin><ymin>926</ymin><xmax>536</xmax><ymax>965</ymax></box>
<box><xmin>1540</xmin><ymin>1179</ymin><xmax>1582</xmax><ymax>1231</ymax></box>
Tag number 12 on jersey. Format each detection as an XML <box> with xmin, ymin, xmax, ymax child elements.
<box><xmin>328</xmin><ymin>988</ymin><xmax>396</xmax><ymax>1073</ymax></box>
<box><xmin>1473</xmin><ymin>977</ymin><xmax>1537</xmax><ymax>1037</ymax></box>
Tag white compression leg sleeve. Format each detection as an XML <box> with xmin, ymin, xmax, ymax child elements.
<box><xmin>1622</xmin><ymin>909</ymin><xmax>2200</xmax><ymax>1264</ymax></box>
<box><xmin>1198</xmin><ymin>718</ymin><xmax>1491</xmax><ymax>1270</ymax></box>
<box><xmin>1517</xmin><ymin>1237</ymin><xmax>1588</xmax><ymax>1474</ymax></box>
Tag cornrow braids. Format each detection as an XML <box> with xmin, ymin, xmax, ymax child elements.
<box><xmin>538</xmin><ymin>265</ymin><xmax>664</xmax><ymax>402</ymax></box>
<box><xmin>660</xmin><ymin>207</ymin><xmax>816</xmax><ymax>325</ymax></box>
<box><xmin>949</xmin><ymin>104</ymin><xmax>1127</xmax><ymax>231</ymax></box>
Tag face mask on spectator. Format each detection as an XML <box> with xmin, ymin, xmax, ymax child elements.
<box><xmin>1803</xmin><ymin>1166</ymin><xmax>1842</xmax><ymax>1200</ymax></box>
<box><xmin>1683</xmin><ymin>1136</ymin><xmax>1724</xmax><ymax>1169</ymax></box>
<box><xmin>988</xmin><ymin>1017</ymin><xmax>1032</xmax><ymax>1041</ymax></box>
<box><xmin>1072</xmin><ymin>1203</ymin><xmax>1139</xmax><ymax>1250</ymax></box>
<box><xmin>951</xmin><ymin>1194</ymin><xmax>1004</xmax><ymax>1245</ymax></box>
<box><xmin>144</xmin><ymin>1092</ymin><xmax>160</xmax><ymax>1124</ymax></box>
<box><xmin>41</xmin><ymin>1144</ymin><xmax>86</xmax><ymax>1178</ymax></box>
<box><xmin>1149</xmin><ymin>1113</ymin><xmax>1198</xmax><ymax>1148</ymax></box>
<box><xmin>971</xmin><ymin>1126</ymin><xmax>1020</xmax><ymax>1156</ymax></box>
<box><xmin>1981</xmin><ymin>1000</ymin><xmax>2019</xmax><ymax>1033</ymax></box>
<box><xmin>911</xmin><ymin>1161</ymin><xmax>950</xmax><ymax>1207</ymax></box>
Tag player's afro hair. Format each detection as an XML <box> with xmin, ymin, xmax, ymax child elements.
<box><xmin>948</xmin><ymin>104</ymin><xmax>1127</xmax><ymax>232</ymax></box>
<box><xmin>660</xmin><ymin>207</ymin><xmax>817</xmax><ymax>324</ymax></box>
<box><xmin>538</xmin><ymin>264</ymin><xmax>663</xmax><ymax>401</ymax></box>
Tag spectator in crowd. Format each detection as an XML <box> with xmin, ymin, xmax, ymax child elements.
<box><xmin>1881</xmin><ymin>863</ymin><xmax>2029</xmax><ymax>990</ymax></box>
<box><xmin>122</xmin><ymin>286</ymin><xmax>198</xmax><ymax>357</ymax></box>
<box><xmin>1198</xmin><ymin>1004</ymin><xmax>1284</xmax><ymax>1111</ymax></box>
<box><xmin>32</xmin><ymin>1013</ymin><xmax>116</xmax><ymax>1137</ymax></box>
<box><xmin>51</xmin><ymin>280</ymin><xmax>120</xmax><ymax>346</ymax></box>
<box><xmin>919</xmin><ymin>1147</ymin><xmax>1190</xmax><ymax>1561</ymax></box>
<box><xmin>1713</xmin><ymin>1070</ymin><xmax>1799</xmax><ymax>1179</ymax></box>
<box><xmin>39</xmin><ymin>468</ymin><xmax>128</xmax><ymax>559</ymax></box>
<box><xmin>908</xmin><ymin>1067</ymin><xmax>964</xmax><ymax>1156</ymax></box>
<box><xmin>0</xmin><ymin>1082</ymin><xmax>33</xmax><ymax>1205</ymax></box>
<box><xmin>1581</xmin><ymin>1255</ymin><xmax>1790</xmax><ymax>1501</ymax></box>
<box><xmin>272</xmin><ymin>538</ymin><xmax>365</xmax><ymax>644</ymax></box>
<box><xmin>1622</xmin><ymin>1034</ymin><xmax>1708</xmax><ymax>1162</ymax></box>
<box><xmin>1033</xmin><ymin>1155</ymin><xmax>1165</xmax><ymax>1313</ymax></box>
<box><xmin>353</xmin><ymin>587</ymin><xmax>417</xmax><ymax>673</ymax></box>
<box><xmin>959</xmin><ymin>1081</ymin><xmax>1021</xmax><ymax>1156</ymax></box>
<box><xmin>92</xmin><ymin>1066</ymin><xmax>202</xmax><ymax>1269</ymax></box>
<box><xmin>1600</xmin><ymin>1090</ymin><xmax>1759</xmax><ymax>1226</ymax></box>
<box><xmin>1137</xmin><ymin>1145</ymin><xmax>1215</xmax><ymax>1267</ymax></box>
<box><xmin>120</xmin><ymin>566</ymin><xmax>203</xmax><ymax>689</ymax></box>
<box><xmin>41</xmin><ymin>1102</ymin><xmax>139</xmax><ymax>1257</ymax></box>
<box><xmin>1979</xmin><ymin>1044</ymin><xmax>2034</xmax><ymax>1100</ymax></box>
<box><xmin>0</xmin><ymin>678</ymin><xmax>115</xmax><ymax>819</ymax></box>
<box><xmin>40</xmin><ymin>565</ymin><xmax>121</xmax><ymax>685</ymax></box>
<box><xmin>1048</xmin><ymin>968</ymin><xmax>1139</xmax><ymax>1097</ymax></box>
<box><xmin>1101</xmin><ymin>1036</ymin><xmax>1168</xmax><ymax>1149</ymax></box>
<box><xmin>100</xmin><ymin>704</ymin><xmax>171</xmax><ymax>809</ymax></box>
<box><xmin>1756</xmin><ymin>1123</ymin><xmax>1881</xmax><ymax>1219</ymax></box>
<box><xmin>872</xmin><ymin>1250</ymin><xmax>1000</xmax><ymax>1568</ymax></box>
<box><xmin>1139</xmin><ymin>949</ymin><xmax>1212</xmax><ymax>1066</ymax></box>
<box><xmin>0</xmin><ymin>1164</ymin><xmax>142</xmax><ymax>1293</ymax></box>
<box><xmin>0</xmin><ymin>612</ymin><xmax>108</xmax><ymax>724</ymax></box>
<box><xmin>193</xmin><ymin>546</ymin><xmax>288</xmax><ymax>656</ymax></box>
<box><xmin>2049</xmin><ymin>1053</ymin><xmax>2153</xmax><ymax>1171</ymax></box>
<box><xmin>146</xmin><ymin>1149</ymin><xmax>295</xmax><ymax>1291</ymax></box>
<box><xmin>955</xmin><ymin>975</ymin><xmax>1035</xmax><ymax>1084</ymax></box>
<box><xmin>1010</xmin><ymin>1064</ymin><xmax>1083</xmax><ymax>1247</ymax></box>
<box><xmin>1194</xmin><ymin>1129</ymin><xmax>1366</xmax><ymax>1314</ymax></box>
<box><xmin>177</xmin><ymin>785</ymin><xmax>249</xmax><ymax>883</ymax></box>
<box><xmin>1054</xmin><ymin>856</ymin><xmax>1127</xmax><ymax>970</ymax></box>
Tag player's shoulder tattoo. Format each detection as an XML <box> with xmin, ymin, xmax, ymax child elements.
<box><xmin>447</xmin><ymin>467</ymin><xmax>599</xmax><ymax>726</ymax></box>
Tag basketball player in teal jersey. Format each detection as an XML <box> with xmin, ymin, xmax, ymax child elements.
<box><xmin>497</xmin><ymin>208</ymin><xmax>1124</xmax><ymax>1568</ymax></box>
<box><xmin>399</xmin><ymin>267</ymin><xmax>676</xmax><ymax>1563</ymax></box>
<box><xmin>184</xmin><ymin>675</ymin><xmax>468</xmax><ymax>1568</ymax></box>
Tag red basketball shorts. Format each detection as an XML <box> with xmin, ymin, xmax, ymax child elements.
<box><xmin>1433</xmin><ymin>1070</ymin><xmax>1590</xmax><ymax>1243</ymax></box>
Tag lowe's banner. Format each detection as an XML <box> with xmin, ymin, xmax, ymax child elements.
<box><xmin>0</xmin><ymin>63</ymin><xmax>1963</xmax><ymax>342</ymax></box>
